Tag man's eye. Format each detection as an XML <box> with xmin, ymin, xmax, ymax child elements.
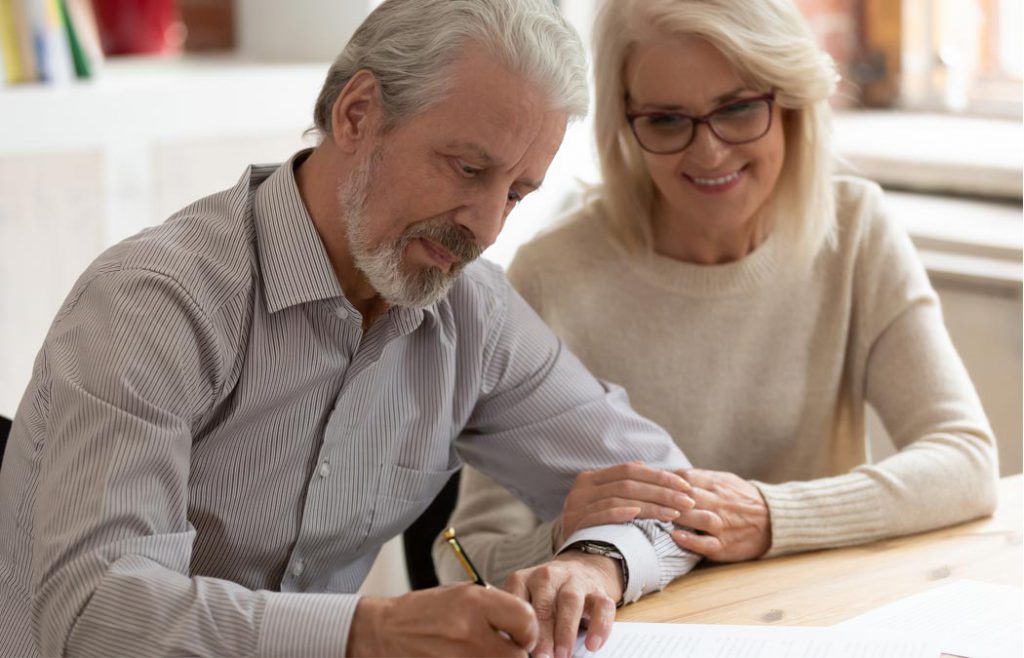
<box><xmin>507</xmin><ymin>190</ymin><xmax>523</xmax><ymax>205</ymax></box>
<box><xmin>455</xmin><ymin>160</ymin><xmax>483</xmax><ymax>177</ymax></box>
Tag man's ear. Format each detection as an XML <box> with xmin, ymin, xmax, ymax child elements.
<box><xmin>330</xmin><ymin>69</ymin><xmax>384</xmax><ymax>153</ymax></box>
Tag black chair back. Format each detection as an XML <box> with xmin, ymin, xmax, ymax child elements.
<box><xmin>402</xmin><ymin>469</ymin><xmax>461</xmax><ymax>590</ymax></box>
<box><xmin>0</xmin><ymin>415</ymin><xmax>11</xmax><ymax>470</ymax></box>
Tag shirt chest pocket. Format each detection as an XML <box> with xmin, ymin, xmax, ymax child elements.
<box><xmin>362</xmin><ymin>462</ymin><xmax>460</xmax><ymax>550</ymax></box>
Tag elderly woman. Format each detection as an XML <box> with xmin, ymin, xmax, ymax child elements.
<box><xmin>432</xmin><ymin>0</ymin><xmax>998</xmax><ymax>587</ymax></box>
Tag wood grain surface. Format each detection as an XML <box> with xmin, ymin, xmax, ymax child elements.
<box><xmin>619</xmin><ymin>475</ymin><xmax>1022</xmax><ymax>632</ymax></box>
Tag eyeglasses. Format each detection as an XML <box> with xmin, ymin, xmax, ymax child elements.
<box><xmin>626</xmin><ymin>93</ymin><xmax>776</xmax><ymax>155</ymax></box>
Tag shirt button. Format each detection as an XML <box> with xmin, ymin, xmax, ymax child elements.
<box><xmin>291</xmin><ymin>559</ymin><xmax>304</xmax><ymax>577</ymax></box>
<box><xmin>318</xmin><ymin>462</ymin><xmax>331</xmax><ymax>478</ymax></box>
<box><xmin>335</xmin><ymin>306</ymin><xmax>349</xmax><ymax>319</ymax></box>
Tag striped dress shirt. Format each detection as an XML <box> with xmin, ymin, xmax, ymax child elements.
<box><xmin>0</xmin><ymin>151</ymin><xmax>698</xmax><ymax>657</ymax></box>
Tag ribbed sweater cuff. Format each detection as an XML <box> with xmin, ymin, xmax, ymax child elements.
<box><xmin>753</xmin><ymin>473</ymin><xmax>886</xmax><ymax>558</ymax></box>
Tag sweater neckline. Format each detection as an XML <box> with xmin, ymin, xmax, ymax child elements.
<box><xmin>607</xmin><ymin>218</ymin><xmax>783</xmax><ymax>298</ymax></box>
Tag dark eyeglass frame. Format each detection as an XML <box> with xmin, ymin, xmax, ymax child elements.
<box><xmin>625</xmin><ymin>92</ymin><xmax>776</xmax><ymax>155</ymax></box>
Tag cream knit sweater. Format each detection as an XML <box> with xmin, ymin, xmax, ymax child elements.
<box><xmin>433</xmin><ymin>176</ymin><xmax>999</xmax><ymax>587</ymax></box>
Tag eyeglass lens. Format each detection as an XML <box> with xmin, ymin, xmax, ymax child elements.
<box><xmin>633</xmin><ymin>98</ymin><xmax>772</xmax><ymax>154</ymax></box>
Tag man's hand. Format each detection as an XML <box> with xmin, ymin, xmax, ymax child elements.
<box><xmin>553</xmin><ymin>462</ymin><xmax>695</xmax><ymax>547</ymax></box>
<box><xmin>670</xmin><ymin>468</ymin><xmax>772</xmax><ymax>562</ymax></box>
<box><xmin>504</xmin><ymin>550</ymin><xmax>622</xmax><ymax>658</ymax></box>
<box><xmin>347</xmin><ymin>583</ymin><xmax>538</xmax><ymax>657</ymax></box>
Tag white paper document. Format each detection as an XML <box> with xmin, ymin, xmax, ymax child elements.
<box><xmin>573</xmin><ymin>622</ymin><xmax>939</xmax><ymax>658</ymax></box>
<box><xmin>836</xmin><ymin>580</ymin><xmax>1023</xmax><ymax>658</ymax></box>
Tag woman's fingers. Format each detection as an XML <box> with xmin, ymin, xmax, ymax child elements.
<box><xmin>676</xmin><ymin>467</ymin><xmax>717</xmax><ymax>488</ymax></box>
<box><xmin>672</xmin><ymin>529</ymin><xmax>725</xmax><ymax>559</ymax></box>
<box><xmin>596</xmin><ymin>497</ymin><xmax>680</xmax><ymax>522</ymax></box>
<box><xmin>675</xmin><ymin>507</ymin><xmax>724</xmax><ymax>534</ymax></box>
<box><xmin>582</xmin><ymin>462</ymin><xmax>691</xmax><ymax>492</ymax></box>
<box><xmin>572</xmin><ymin>506</ymin><xmax>642</xmax><ymax>530</ymax></box>
<box><xmin>670</xmin><ymin>469</ymin><xmax>773</xmax><ymax>562</ymax></box>
<box><xmin>570</xmin><ymin>480</ymin><xmax>695</xmax><ymax>512</ymax></box>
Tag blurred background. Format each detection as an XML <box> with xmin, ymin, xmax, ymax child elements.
<box><xmin>0</xmin><ymin>0</ymin><xmax>1020</xmax><ymax>594</ymax></box>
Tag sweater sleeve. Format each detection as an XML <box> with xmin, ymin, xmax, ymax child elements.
<box><xmin>432</xmin><ymin>466</ymin><xmax>556</xmax><ymax>586</ymax></box>
<box><xmin>755</xmin><ymin>183</ymin><xmax>999</xmax><ymax>556</ymax></box>
<box><xmin>506</xmin><ymin>247</ymin><xmax>545</xmax><ymax>315</ymax></box>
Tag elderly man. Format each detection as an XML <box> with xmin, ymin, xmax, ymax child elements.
<box><xmin>0</xmin><ymin>1</ymin><xmax>699</xmax><ymax>656</ymax></box>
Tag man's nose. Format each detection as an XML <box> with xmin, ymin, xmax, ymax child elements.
<box><xmin>456</xmin><ymin>186</ymin><xmax>508</xmax><ymax>250</ymax></box>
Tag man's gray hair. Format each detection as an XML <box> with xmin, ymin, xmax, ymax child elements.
<box><xmin>312</xmin><ymin>0</ymin><xmax>589</xmax><ymax>137</ymax></box>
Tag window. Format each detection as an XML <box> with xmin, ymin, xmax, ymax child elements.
<box><xmin>898</xmin><ymin>0</ymin><xmax>1022</xmax><ymax>116</ymax></box>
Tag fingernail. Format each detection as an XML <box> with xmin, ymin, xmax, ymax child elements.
<box><xmin>675</xmin><ymin>494</ymin><xmax>693</xmax><ymax>508</ymax></box>
<box><xmin>664</xmin><ymin>508</ymin><xmax>680</xmax><ymax>520</ymax></box>
<box><xmin>590</xmin><ymin>636</ymin><xmax>605</xmax><ymax>651</ymax></box>
<box><xmin>555</xmin><ymin>649</ymin><xmax>568</xmax><ymax>658</ymax></box>
<box><xmin>535</xmin><ymin>653</ymin><xmax>551</xmax><ymax>658</ymax></box>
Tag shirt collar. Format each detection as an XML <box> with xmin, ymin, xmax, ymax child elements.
<box><xmin>252</xmin><ymin>149</ymin><xmax>345</xmax><ymax>314</ymax></box>
<box><xmin>251</xmin><ymin>150</ymin><xmax>440</xmax><ymax>331</ymax></box>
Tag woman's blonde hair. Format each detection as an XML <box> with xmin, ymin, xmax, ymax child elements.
<box><xmin>591</xmin><ymin>0</ymin><xmax>840</xmax><ymax>262</ymax></box>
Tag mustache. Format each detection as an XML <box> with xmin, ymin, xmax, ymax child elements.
<box><xmin>401</xmin><ymin>218</ymin><xmax>483</xmax><ymax>265</ymax></box>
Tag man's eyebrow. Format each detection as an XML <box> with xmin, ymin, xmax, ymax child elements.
<box><xmin>447</xmin><ymin>142</ymin><xmax>497</xmax><ymax>166</ymax></box>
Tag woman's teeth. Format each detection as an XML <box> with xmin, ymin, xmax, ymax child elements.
<box><xmin>692</xmin><ymin>170</ymin><xmax>741</xmax><ymax>186</ymax></box>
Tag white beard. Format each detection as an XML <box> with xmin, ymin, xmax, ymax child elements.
<box><xmin>339</xmin><ymin>150</ymin><xmax>479</xmax><ymax>309</ymax></box>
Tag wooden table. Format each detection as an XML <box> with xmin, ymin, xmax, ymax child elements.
<box><xmin>620</xmin><ymin>475</ymin><xmax>1022</xmax><ymax>633</ymax></box>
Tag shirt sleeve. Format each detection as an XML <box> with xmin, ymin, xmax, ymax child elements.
<box><xmin>30</xmin><ymin>268</ymin><xmax>357</xmax><ymax>658</ymax></box>
<box><xmin>754</xmin><ymin>184</ymin><xmax>999</xmax><ymax>556</ymax></box>
<box><xmin>457</xmin><ymin>275</ymin><xmax>700</xmax><ymax>602</ymax></box>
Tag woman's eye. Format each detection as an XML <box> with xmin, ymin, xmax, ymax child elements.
<box><xmin>648</xmin><ymin>113</ymin><xmax>687</xmax><ymax>126</ymax></box>
<box><xmin>719</xmin><ymin>102</ymin><xmax>755</xmax><ymax>116</ymax></box>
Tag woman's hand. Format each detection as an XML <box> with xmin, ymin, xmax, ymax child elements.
<box><xmin>670</xmin><ymin>468</ymin><xmax>772</xmax><ymax>562</ymax></box>
<box><xmin>553</xmin><ymin>462</ymin><xmax>695</xmax><ymax>547</ymax></box>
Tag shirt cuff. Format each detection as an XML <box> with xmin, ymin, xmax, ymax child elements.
<box><xmin>557</xmin><ymin>524</ymin><xmax>659</xmax><ymax>605</ymax></box>
<box><xmin>258</xmin><ymin>591</ymin><xmax>361</xmax><ymax>657</ymax></box>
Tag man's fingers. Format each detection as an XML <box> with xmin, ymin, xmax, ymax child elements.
<box><xmin>503</xmin><ymin>571</ymin><xmax>530</xmax><ymax>602</ymax></box>
<box><xmin>527</xmin><ymin>573</ymin><xmax>560</xmax><ymax>658</ymax></box>
<box><xmin>478</xmin><ymin>586</ymin><xmax>540</xmax><ymax>652</ymax></box>
<box><xmin>583</xmin><ymin>592</ymin><xmax>616</xmax><ymax>652</ymax></box>
<box><xmin>672</xmin><ymin>529</ymin><xmax>724</xmax><ymax>559</ymax></box>
<box><xmin>475</xmin><ymin>631</ymin><xmax>532</xmax><ymax>658</ymax></box>
<box><xmin>553</xmin><ymin>584</ymin><xmax>586</xmax><ymax>658</ymax></box>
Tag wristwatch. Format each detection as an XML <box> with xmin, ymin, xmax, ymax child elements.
<box><xmin>566</xmin><ymin>540</ymin><xmax>629</xmax><ymax>607</ymax></box>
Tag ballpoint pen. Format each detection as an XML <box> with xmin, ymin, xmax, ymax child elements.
<box><xmin>443</xmin><ymin>526</ymin><xmax>489</xmax><ymax>587</ymax></box>
<box><xmin>445</xmin><ymin>527</ymin><xmax>530</xmax><ymax>651</ymax></box>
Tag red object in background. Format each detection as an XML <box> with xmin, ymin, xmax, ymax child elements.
<box><xmin>91</xmin><ymin>0</ymin><xmax>186</xmax><ymax>56</ymax></box>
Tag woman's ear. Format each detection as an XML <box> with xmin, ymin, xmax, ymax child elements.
<box><xmin>330</xmin><ymin>69</ymin><xmax>384</xmax><ymax>153</ymax></box>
